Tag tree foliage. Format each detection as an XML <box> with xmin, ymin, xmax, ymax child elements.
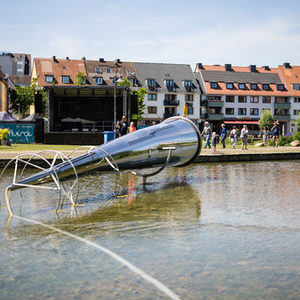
<box><xmin>296</xmin><ymin>112</ymin><xmax>300</xmax><ymax>131</ymax></box>
<box><xmin>74</xmin><ymin>72</ymin><xmax>86</xmax><ymax>85</ymax></box>
<box><xmin>259</xmin><ymin>109</ymin><xmax>274</xmax><ymax>130</ymax></box>
<box><xmin>117</xmin><ymin>77</ymin><xmax>133</xmax><ymax>87</ymax></box>
<box><xmin>132</xmin><ymin>87</ymin><xmax>147</xmax><ymax>121</ymax></box>
<box><xmin>9</xmin><ymin>78</ymin><xmax>46</xmax><ymax>118</ymax></box>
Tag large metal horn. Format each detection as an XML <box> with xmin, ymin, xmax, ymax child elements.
<box><xmin>9</xmin><ymin>116</ymin><xmax>201</xmax><ymax>188</ymax></box>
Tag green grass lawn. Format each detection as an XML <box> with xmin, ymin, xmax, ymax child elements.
<box><xmin>0</xmin><ymin>144</ymin><xmax>81</xmax><ymax>152</ymax></box>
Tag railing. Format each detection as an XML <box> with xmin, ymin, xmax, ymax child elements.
<box><xmin>163</xmin><ymin>113</ymin><xmax>179</xmax><ymax>119</ymax></box>
<box><xmin>163</xmin><ymin>99</ymin><xmax>180</xmax><ymax>106</ymax></box>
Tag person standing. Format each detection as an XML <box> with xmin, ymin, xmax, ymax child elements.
<box><xmin>201</xmin><ymin>122</ymin><xmax>212</xmax><ymax>149</ymax></box>
<box><xmin>116</xmin><ymin>116</ymin><xmax>128</xmax><ymax>136</ymax></box>
<box><xmin>262</xmin><ymin>127</ymin><xmax>269</xmax><ymax>146</ymax></box>
<box><xmin>271</xmin><ymin>121</ymin><xmax>280</xmax><ymax>147</ymax></box>
<box><xmin>240</xmin><ymin>125</ymin><xmax>249</xmax><ymax>150</ymax></box>
<box><xmin>128</xmin><ymin>121</ymin><xmax>136</xmax><ymax>133</ymax></box>
<box><xmin>220</xmin><ymin>123</ymin><xmax>226</xmax><ymax>149</ymax></box>
<box><xmin>211</xmin><ymin>132</ymin><xmax>217</xmax><ymax>154</ymax></box>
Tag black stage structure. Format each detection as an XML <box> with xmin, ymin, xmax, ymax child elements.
<box><xmin>44</xmin><ymin>85</ymin><xmax>138</xmax><ymax>145</ymax></box>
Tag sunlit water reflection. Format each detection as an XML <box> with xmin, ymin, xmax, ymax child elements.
<box><xmin>0</xmin><ymin>161</ymin><xmax>300</xmax><ymax>299</ymax></box>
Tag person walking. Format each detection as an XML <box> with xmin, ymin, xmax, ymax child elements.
<box><xmin>240</xmin><ymin>125</ymin><xmax>249</xmax><ymax>150</ymax></box>
<box><xmin>201</xmin><ymin>122</ymin><xmax>212</xmax><ymax>149</ymax></box>
<box><xmin>211</xmin><ymin>132</ymin><xmax>217</xmax><ymax>154</ymax></box>
<box><xmin>220</xmin><ymin>123</ymin><xmax>227</xmax><ymax>149</ymax></box>
<box><xmin>230</xmin><ymin>126</ymin><xmax>238</xmax><ymax>149</ymax></box>
<box><xmin>271</xmin><ymin>121</ymin><xmax>280</xmax><ymax>147</ymax></box>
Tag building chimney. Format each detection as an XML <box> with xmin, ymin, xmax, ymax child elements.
<box><xmin>263</xmin><ymin>65</ymin><xmax>270</xmax><ymax>70</ymax></box>
<box><xmin>283</xmin><ymin>62</ymin><xmax>291</xmax><ymax>69</ymax></box>
<box><xmin>82</xmin><ymin>56</ymin><xmax>86</xmax><ymax>61</ymax></box>
<box><xmin>114</xmin><ymin>58</ymin><xmax>121</xmax><ymax>64</ymax></box>
<box><xmin>249</xmin><ymin>65</ymin><xmax>256</xmax><ymax>72</ymax></box>
<box><xmin>99</xmin><ymin>58</ymin><xmax>105</xmax><ymax>62</ymax></box>
<box><xmin>197</xmin><ymin>63</ymin><xmax>204</xmax><ymax>70</ymax></box>
<box><xmin>66</xmin><ymin>57</ymin><xmax>70</xmax><ymax>61</ymax></box>
<box><xmin>52</xmin><ymin>56</ymin><xmax>57</xmax><ymax>63</ymax></box>
<box><xmin>225</xmin><ymin>64</ymin><xmax>232</xmax><ymax>71</ymax></box>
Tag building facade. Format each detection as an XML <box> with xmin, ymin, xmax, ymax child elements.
<box><xmin>0</xmin><ymin>52</ymin><xmax>31</xmax><ymax>76</ymax></box>
<box><xmin>195</xmin><ymin>63</ymin><xmax>290</xmax><ymax>134</ymax></box>
<box><xmin>0</xmin><ymin>67</ymin><xmax>8</xmax><ymax>112</ymax></box>
<box><xmin>134</xmin><ymin>62</ymin><xmax>200</xmax><ymax>126</ymax></box>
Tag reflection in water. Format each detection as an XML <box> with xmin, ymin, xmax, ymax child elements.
<box><xmin>0</xmin><ymin>161</ymin><xmax>300</xmax><ymax>299</ymax></box>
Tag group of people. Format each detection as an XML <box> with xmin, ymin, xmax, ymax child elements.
<box><xmin>115</xmin><ymin>116</ymin><xmax>136</xmax><ymax>137</ymax></box>
<box><xmin>201</xmin><ymin>121</ymin><xmax>281</xmax><ymax>154</ymax></box>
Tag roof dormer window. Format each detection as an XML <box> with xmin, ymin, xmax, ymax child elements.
<box><xmin>165</xmin><ymin>79</ymin><xmax>175</xmax><ymax>91</ymax></box>
<box><xmin>250</xmin><ymin>83</ymin><xmax>258</xmax><ymax>90</ymax></box>
<box><xmin>277</xmin><ymin>84</ymin><xmax>284</xmax><ymax>91</ymax></box>
<box><xmin>45</xmin><ymin>75</ymin><xmax>54</xmax><ymax>83</ymax></box>
<box><xmin>184</xmin><ymin>80</ymin><xmax>192</xmax><ymax>87</ymax></box>
<box><xmin>210</xmin><ymin>82</ymin><xmax>218</xmax><ymax>89</ymax></box>
<box><xmin>238</xmin><ymin>83</ymin><xmax>246</xmax><ymax>90</ymax></box>
<box><xmin>262</xmin><ymin>84</ymin><xmax>270</xmax><ymax>90</ymax></box>
<box><xmin>226</xmin><ymin>82</ymin><xmax>234</xmax><ymax>89</ymax></box>
<box><xmin>61</xmin><ymin>75</ymin><xmax>71</xmax><ymax>84</ymax></box>
<box><xmin>106</xmin><ymin>68</ymin><xmax>111</xmax><ymax>73</ymax></box>
<box><xmin>147</xmin><ymin>79</ymin><xmax>156</xmax><ymax>87</ymax></box>
<box><xmin>94</xmin><ymin>77</ymin><xmax>103</xmax><ymax>85</ymax></box>
<box><xmin>95</xmin><ymin>67</ymin><xmax>102</xmax><ymax>74</ymax></box>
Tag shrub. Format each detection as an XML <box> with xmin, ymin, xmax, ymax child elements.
<box><xmin>0</xmin><ymin>128</ymin><xmax>10</xmax><ymax>141</ymax></box>
<box><xmin>278</xmin><ymin>136</ymin><xmax>294</xmax><ymax>146</ymax></box>
<box><xmin>293</xmin><ymin>132</ymin><xmax>300</xmax><ymax>142</ymax></box>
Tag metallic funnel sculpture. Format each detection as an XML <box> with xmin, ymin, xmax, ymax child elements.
<box><xmin>3</xmin><ymin>116</ymin><xmax>201</xmax><ymax>215</ymax></box>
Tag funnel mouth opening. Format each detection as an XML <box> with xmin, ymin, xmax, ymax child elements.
<box><xmin>162</xmin><ymin>116</ymin><xmax>202</xmax><ymax>166</ymax></box>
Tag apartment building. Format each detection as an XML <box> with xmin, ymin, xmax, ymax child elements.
<box><xmin>0</xmin><ymin>52</ymin><xmax>31</xmax><ymax>76</ymax></box>
<box><xmin>134</xmin><ymin>62</ymin><xmax>200</xmax><ymax>126</ymax></box>
<box><xmin>278</xmin><ymin>63</ymin><xmax>300</xmax><ymax>133</ymax></box>
<box><xmin>195</xmin><ymin>63</ymin><xmax>290</xmax><ymax>134</ymax></box>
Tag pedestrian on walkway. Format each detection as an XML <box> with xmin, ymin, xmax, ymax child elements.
<box><xmin>230</xmin><ymin>126</ymin><xmax>238</xmax><ymax>149</ymax></box>
<box><xmin>240</xmin><ymin>125</ymin><xmax>249</xmax><ymax>150</ymax></box>
<box><xmin>212</xmin><ymin>132</ymin><xmax>217</xmax><ymax>154</ymax></box>
<box><xmin>220</xmin><ymin>123</ymin><xmax>227</xmax><ymax>149</ymax></box>
<box><xmin>262</xmin><ymin>127</ymin><xmax>269</xmax><ymax>146</ymax></box>
<box><xmin>201</xmin><ymin>122</ymin><xmax>212</xmax><ymax>149</ymax></box>
<box><xmin>271</xmin><ymin>121</ymin><xmax>280</xmax><ymax>147</ymax></box>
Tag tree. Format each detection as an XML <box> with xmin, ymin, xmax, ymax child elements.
<box><xmin>259</xmin><ymin>109</ymin><xmax>274</xmax><ymax>130</ymax></box>
<box><xmin>9</xmin><ymin>78</ymin><xmax>46</xmax><ymax>118</ymax></box>
<box><xmin>74</xmin><ymin>72</ymin><xmax>86</xmax><ymax>85</ymax></box>
<box><xmin>296</xmin><ymin>112</ymin><xmax>300</xmax><ymax>131</ymax></box>
<box><xmin>117</xmin><ymin>77</ymin><xmax>132</xmax><ymax>88</ymax></box>
<box><xmin>132</xmin><ymin>87</ymin><xmax>147</xmax><ymax>121</ymax></box>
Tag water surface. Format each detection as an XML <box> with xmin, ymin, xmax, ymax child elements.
<box><xmin>0</xmin><ymin>161</ymin><xmax>300</xmax><ymax>299</ymax></box>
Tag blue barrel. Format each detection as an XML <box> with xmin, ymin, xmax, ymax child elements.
<box><xmin>103</xmin><ymin>131</ymin><xmax>114</xmax><ymax>144</ymax></box>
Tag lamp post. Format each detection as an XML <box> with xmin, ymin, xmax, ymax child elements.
<box><xmin>113</xmin><ymin>76</ymin><xmax>124</xmax><ymax>138</ymax></box>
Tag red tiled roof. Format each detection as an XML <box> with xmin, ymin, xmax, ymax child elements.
<box><xmin>278</xmin><ymin>65</ymin><xmax>300</xmax><ymax>96</ymax></box>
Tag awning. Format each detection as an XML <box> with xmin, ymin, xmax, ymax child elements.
<box><xmin>223</xmin><ymin>120</ymin><xmax>259</xmax><ymax>125</ymax></box>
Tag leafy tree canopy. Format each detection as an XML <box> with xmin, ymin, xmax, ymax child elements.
<box><xmin>259</xmin><ymin>109</ymin><xmax>274</xmax><ymax>130</ymax></box>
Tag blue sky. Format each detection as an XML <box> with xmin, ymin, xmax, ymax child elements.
<box><xmin>1</xmin><ymin>0</ymin><xmax>300</xmax><ymax>68</ymax></box>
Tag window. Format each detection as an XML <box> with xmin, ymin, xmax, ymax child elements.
<box><xmin>250</xmin><ymin>96</ymin><xmax>259</xmax><ymax>103</ymax></box>
<box><xmin>184</xmin><ymin>80</ymin><xmax>192</xmax><ymax>87</ymax></box>
<box><xmin>129</xmin><ymin>78</ymin><xmax>138</xmax><ymax>86</ymax></box>
<box><xmin>274</xmin><ymin>108</ymin><xmax>289</xmax><ymax>115</ymax></box>
<box><xmin>292</xmin><ymin>83</ymin><xmax>300</xmax><ymax>90</ymax></box>
<box><xmin>94</xmin><ymin>77</ymin><xmax>103</xmax><ymax>85</ymax></box>
<box><xmin>262</xmin><ymin>84</ymin><xmax>270</xmax><ymax>90</ymax></box>
<box><xmin>165</xmin><ymin>94</ymin><xmax>176</xmax><ymax>100</ymax></box>
<box><xmin>147</xmin><ymin>79</ymin><xmax>156</xmax><ymax>86</ymax></box>
<box><xmin>207</xmin><ymin>95</ymin><xmax>222</xmax><ymax>101</ymax></box>
<box><xmin>106</xmin><ymin>68</ymin><xmax>111</xmax><ymax>73</ymax></box>
<box><xmin>95</xmin><ymin>67</ymin><xmax>102</xmax><ymax>74</ymax></box>
<box><xmin>250</xmin><ymin>108</ymin><xmax>259</xmax><ymax>115</ymax></box>
<box><xmin>275</xmin><ymin>97</ymin><xmax>288</xmax><ymax>103</ymax></box>
<box><xmin>238</xmin><ymin>108</ymin><xmax>247</xmax><ymax>115</ymax></box>
<box><xmin>166</xmin><ymin>80</ymin><xmax>174</xmax><ymax>90</ymax></box>
<box><xmin>294</xmin><ymin>110</ymin><xmax>300</xmax><ymax>115</ymax></box>
<box><xmin>148</xmin><ymin>106</ymin><xmax>157</xmax><ymax>114</ymax></box>
<box><xmin>210</xmin><ymin>82</ymin><xmax>218</xmax><ymax>89</ymax></box>
<box><xmin>277</xmin><ymin>84</ymin><xmax>284</xmax><ymax>91</ymax></box>
<box><xmin>148</xmin><ymin>93</ymin><xmax>157</xmax><ymax>100</ymax></box>
<box><xmin>61</xmin><ymin>76</ymin><xmax>71</xmax><ymax>84</ymax></box>
<box><xmin>226</xmin><ymin>82</ymin><xmax>234</xmax><ymax>89</ymax></box>
<box><xmin>226</xmin><ymin>108</ymin><xmax>234</xmax><ymax>115</ymax></box>
<box><xmin>250</xmin><ymin>83</ymin><xmax>258</xmax><ymax>90</ymax></box>
<box><xmin>238</xmin><ymin>83</ymin><xmax>246</xmax><ymax>90</ymax></box>
<box><xmin>294</xmin><ymin>97</ymin><xmax>300</xmax><ymax>103</ymax></box>
<box><xmin>238</xmin><ymin>96</ymin><xmax>247</xmax><ymax>103</ymax></box>
<box><xmin>226</xmin><ymin>95</ymin><xmax>234</xmax><ymax>102</ymax></box>
<box><xmin>45</xmin><ymin>75</ymin><xmax>54</xmax><ymax>83</ymax></box>
<box><xmin>262</xmin><ymin>96</ymin><xmax>271</xmax><ymax>103</ymax></box>
<box><xmin>185</xmin><ymin>94</ymin><xmax>194</xmax><ymax>101</ymax></box>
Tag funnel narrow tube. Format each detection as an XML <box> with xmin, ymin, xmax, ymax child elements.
<box><xmin>15</xmin><ymin>117</ymin><xmax>201</xmax><ymax>188</ymax></box>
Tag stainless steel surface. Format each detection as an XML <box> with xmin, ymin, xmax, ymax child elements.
<box><xmin>15</xmin><ymin>117</ymin><xmax>201</xmax><ymax>187</ymax></box>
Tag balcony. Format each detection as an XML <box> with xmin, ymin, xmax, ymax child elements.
<box><xmin>208</xmin><ymin>113</ymin><xmax>224</xmax><ymax>120</ymax></box>
<box><xmin>164</xmin><ymin>99</ymin><xmax>180</xmax><ymax>106</ymax></box>
<box><xmin>207</xmin><ymin>100</ymin><xmax>224</xmax><ymax>107</ymax></box>
<box><xmin>163</xmin><ymin>112</ymin><xmax>179</xmax><ymax>119</ymax></box>
<box><xmin>185</xmin><ymin>86</ymin><xmax>194</xmax><ymax>93</ymax></box>
<box><xmin>274</xmin><ymin>114</ymin><xmax>290</xmax><ymax>121</ymax></box>
<box><xmin>148</xmin><ymin>85</ymin><xmax>158</xmax><ymax>92</ymax></box>
<box><xmin>274</xmin><ymin>102</ymin><xmax>291</xmax><ymax>109</ymax></box>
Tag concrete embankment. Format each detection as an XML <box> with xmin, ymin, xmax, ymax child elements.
<box><xmin>0</xmin><ymin>147</ymin><xmax>300</xmax><ymax>168</ymax></box>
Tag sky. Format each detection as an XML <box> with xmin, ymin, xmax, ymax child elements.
<box><xmin>1</xmin><ymin>0</ymin><xmax>300</xmax><ymax>69</ymax></box>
